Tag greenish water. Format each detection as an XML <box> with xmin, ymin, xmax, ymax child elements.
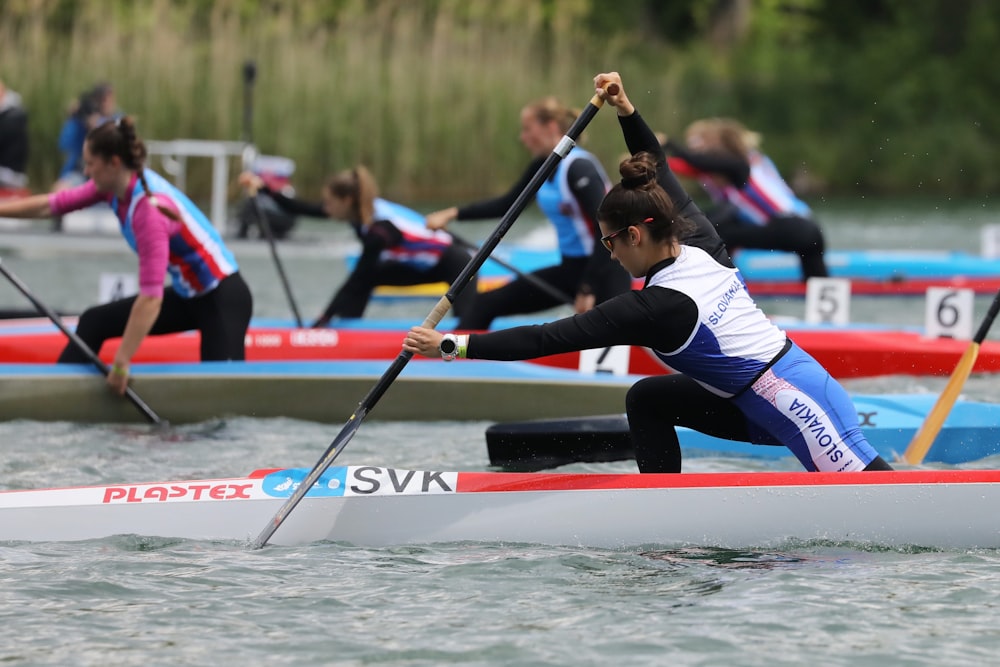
<box><xmin>2</xmin><ymin>199</ymin><xmax>1000</xmax><ymax>665</ymax></box>
<box><xmin>3</xmin><ymin>417</ymin><xmax>1000</xmax><ymax>666</ymax></box>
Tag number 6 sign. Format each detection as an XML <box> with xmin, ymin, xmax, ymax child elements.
<box><xmin>924</xmin><ymin>287</ymin><xmax>973</xmax><ymax>339</ymax></box>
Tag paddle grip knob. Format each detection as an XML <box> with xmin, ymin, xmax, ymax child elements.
<box><xmin>605</xmin><ymin>83</ymin><xmax>620</xmax><ymax>96</ymax></box>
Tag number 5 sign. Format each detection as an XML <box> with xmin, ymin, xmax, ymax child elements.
<box><xmin>805</xmin><ymin>277</ymin><xmax>851</xmax><ymax>326</ymax></box>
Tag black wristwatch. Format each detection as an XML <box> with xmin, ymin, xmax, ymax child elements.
<box><xmin>439</xmin><ymin>333</ymin><xmax>459</xmax><ymax>361</ymax></box>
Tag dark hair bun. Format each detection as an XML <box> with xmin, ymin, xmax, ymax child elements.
<box><xmin>619</xmin><ymin>152</ymin><xmax>657</xmax><ymax>190</ymax></box>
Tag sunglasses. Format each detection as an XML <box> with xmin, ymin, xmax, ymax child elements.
<box><xmin>600</xmin><ymin>217</ymin><xmax>654</xmax><ymax>251</ymax></box>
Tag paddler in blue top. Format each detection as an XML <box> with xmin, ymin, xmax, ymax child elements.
<box><xmin>240</xmin><ymin>164</ymin><xmax>478</xmax><ymax>327</ymax></box>
<box><xmin>425</xmin><ymin>95</ymin><xmax>632</xmax><ymax>329</ymax></box>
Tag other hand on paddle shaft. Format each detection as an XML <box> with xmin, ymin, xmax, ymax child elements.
<box><xmin>107</xmin><ymin>360</ymin><xmax>131</xmax><ymax>395</ymax></box>
<box><xmin>594</xmin><ymin>72</ymin><xmax>633</xmax><ymax>116</ymax></box>
<box><xmin>237</xmin><ymin>171</ymin><xmax>265</xmax><ymax>196</ymax></box>
<box><xmin>403</xmin><ymin>326</ymin><xmax>446</xmax><ymax>358</ymax></box>
<box><xmin>425</xmin><ymin>206</ymin><xmax>457</xmax><ymax>231</ymax></box>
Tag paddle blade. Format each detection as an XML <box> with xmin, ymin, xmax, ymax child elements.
<box><xmin>902</xmin><ymin>342</ymin><xmax>981</xmax><ymax>465</ymax></box>
<box><xmin>251</xmin><ymin>406</ymin><xmax>367</xmax><ymax>549</ymax></box>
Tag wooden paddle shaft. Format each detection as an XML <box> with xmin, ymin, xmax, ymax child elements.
<box><xmin>903</xmin><ymin>287</ymin><xmax>1000</xmax><ymax>464</ymax></box>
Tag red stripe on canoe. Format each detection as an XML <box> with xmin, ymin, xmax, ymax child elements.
<box><xmin>455</xmin><ymin>469</ymin><xmax>1000</xmax><ymax>493</ymax></box>
<box><xmin>3</xmin><ymin>326</ymin><xmax>1000</xmax><ymax>379</ymax></box>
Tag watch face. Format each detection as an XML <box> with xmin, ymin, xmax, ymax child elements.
<box><xmin>440</xmin><ymin>338</ymin><xmax>457</xmax><ymax>354</ymax></box>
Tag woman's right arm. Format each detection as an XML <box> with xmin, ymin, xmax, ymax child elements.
<box><xmin>663</xmin><ymin>141</ymin><xmax>750</xmax><ymax>186</ymax></box>
<box><xmin>237</xmin><ymin>171</ymin><xmax>326</xmax><ymax>218</ymax></box>
<box><xmin>0</xmin><ymin>193</ymin><xmax>54</xmax><ymax>218</ymax></box>
<box><xmin>425</xmin><ymin>157</ymin><xmax>545</xmax><ymax>229</ymax></box>
<box><xmin>262</xmin><ymin>187</ymin><xmax>327</xmax><ymax>218</ymax></box>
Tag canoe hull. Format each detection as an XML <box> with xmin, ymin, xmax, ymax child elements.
<box><xmin>4</xmin><ymin>467</ymin><xmax>1000</xmax><ymax>550</ymax></box>
<box><xmin>0</xmin><ymin>360</ymin><xmax>637</xmax><ymax>423</ymax></box>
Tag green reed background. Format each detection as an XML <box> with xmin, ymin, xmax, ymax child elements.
<box><xmin>2</xmin><ymin>0</ymin><xmax>996</xmax><ymax>205</ymax></box>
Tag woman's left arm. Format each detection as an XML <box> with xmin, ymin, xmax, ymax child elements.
<box><xmin>107</xmin><ymin>198</ymin><xmax>172</xmax><ymax>394</ymax></box>
<box><xmin>107</xmin><ymin>294</ymin><xmax>162</xmax><ymax>395</ymax></box>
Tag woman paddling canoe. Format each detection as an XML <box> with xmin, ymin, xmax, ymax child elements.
<box><xmin>663</xmin><ymin>118</ymin><xmax>829</xmax><ymax>281</ymax></box>
<box><xmin>0</xmin><ymin>116</ymin><xmax>252</xmax><ymax>396</ymax></box>
<box><xmin>239</xmin><ymin>165</ymin><xmax>478</xmax><ymax>327</ymax></box>
<box><xmin>404</xmin><ymin>72</ymin><xmax>893</xmax><ymax>474</ymax></box>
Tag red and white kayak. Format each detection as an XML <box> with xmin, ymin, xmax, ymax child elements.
<box><xmin>3</xmin><ymin>466</ymin><xmax>1000</xmax><ymax>549</ymax></box>
<box><xmin>1</xmin><ymin>317</ymin><xmax>998</xmax><ymax>379</ymax></box>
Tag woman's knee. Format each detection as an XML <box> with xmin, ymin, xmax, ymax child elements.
<box><xmin>73</xmin><ymin>308</ymin><xmax>101</xmax><ymax>336</ymax></box>
<box><xmin>626</xmin><ymin>375</ymin><xmax>694</xmax><ymax>423</ymax></box>
<box><xmin>625</xmin><ymin>377</ymin><xmax>661</xmax><ymax>419</ymax></box>
<box><xmin>74</xmin><ymin>306</ymin><xmax>121</xmax><ymax>341</ymax></box>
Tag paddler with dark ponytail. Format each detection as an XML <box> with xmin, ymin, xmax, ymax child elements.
<box><xmin>404</xmin><ymin>71</ymin><xmax>893</xmax><ymax>474</ymax></box>
<box><xmin>0</xmin><ymin>116</ymin><xmax>253</xmax><ymax>395</ymax></box>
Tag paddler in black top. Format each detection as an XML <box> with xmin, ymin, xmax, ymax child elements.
<box><xmin>425</xmin><ymin>95</ymin><xmax>632</xmax><ymax>329</ymax></box>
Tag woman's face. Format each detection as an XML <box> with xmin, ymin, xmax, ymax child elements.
<box><xmin>322</xmin><ymin>190</ymin><xmax>353</xmax><ymax>220</ymax></box>
<box><xmin>98</xmin><ymin>90</ymin><xmax>116</xmax><ymax>117</ymax></box>
<box><xmin>519</xmin><ymin>109</ymin><xmax>558</xmax><ymax>157</ymax></box>
<box><xmin>82</xmin><ymin>143</ymin><xmax>123</xmax><ymax>193</ymax></box>
<box><xmin>599</xmin><ymin>220</ymin><xmax>646</xmax><ymax>279</ymax></box>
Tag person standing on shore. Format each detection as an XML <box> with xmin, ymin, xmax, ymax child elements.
<box><xmin>0</xmin><ymin>78</ymin><xmax>29</xmax><ymax>193</ymax></box>
<box><xmin>54</xmin><ymin>82</ymin><xmax>121</xmax><ymax>192</ymax></box>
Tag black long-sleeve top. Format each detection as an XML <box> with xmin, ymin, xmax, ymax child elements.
<box><xmin>662</xmin><ymin>139</ymin><xmax>751</xmax><ymax>187</ymax></box>
<box><xmin>260</xmin><ymin>187</ymin><xmax>404</xmax><ymax>321</ymax></box>
<box><xmin>454</xmin><ymin>155</ymin><xmax>619</xmax><ymax>296</ymax></box>
<box><xmin>467</xmin><ymin>264</ymin><xmax>697</xmax><ymax>360</ymax></box>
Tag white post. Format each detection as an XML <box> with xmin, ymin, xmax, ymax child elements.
<box><xmin>982</xmin><ymin>225</ymin><xmax>1000</xmax><ymax>259</ymax></box>
<box><xmin>145</xmin><ymin>139</ymin><xmax>246</xmax><ymax>234</ymax></box>
<box><xmin>211</xmin><ymin>148</ymin><xmax>229</xmax><ymax>237</ymax></box>
<box><xmin>579</xmin><ymin>346</ymin><xmax>631</xmax><ymax>376</ymax></box>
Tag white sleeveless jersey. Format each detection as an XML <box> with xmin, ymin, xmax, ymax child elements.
<box><xmin>648</xmin><ymin>245</ymin><xmax>787</xmax><ymax>396</ymax></box>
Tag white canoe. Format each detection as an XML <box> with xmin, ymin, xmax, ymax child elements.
<box><xmin>4</xmin><ymin>466</ymin><xmax>1000</xmax><ymax>550</ymax></box>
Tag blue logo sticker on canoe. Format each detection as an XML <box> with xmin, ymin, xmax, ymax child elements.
<box><xmin>261</xmin><ymin>467</ymin><xmax>348</xmax><ymax>498</ymax></box>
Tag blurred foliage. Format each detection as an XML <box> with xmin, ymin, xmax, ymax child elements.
<box><xmin>0</xmin><ymin>0</ymin><xmax>995</xmax><ymax>204</ymax></box>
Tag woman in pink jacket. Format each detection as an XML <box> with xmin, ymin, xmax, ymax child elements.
<box><xmin>0</xmin><ymin>116</ymin><xmax>252</xmax><ymax>395</ymax></box>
